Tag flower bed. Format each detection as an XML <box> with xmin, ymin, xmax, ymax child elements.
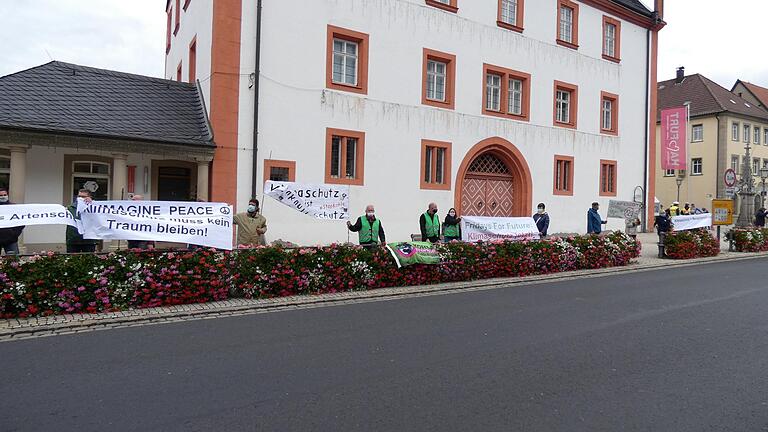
<box><xmin>729</xmin><ymin>227</ymin><xmax>768</xmax><ymax>252</ymax></box>
<box><xmin>663</xmin><ymin>228</ymin><xmax>720</xmax><ymax>259</ymax></box>
<box><xmin>1</xmin><ymin>232</ymin><xmax>640</xmax><ymax>319</ymax></box>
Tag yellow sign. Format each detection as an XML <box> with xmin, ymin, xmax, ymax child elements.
<box><xmin>711</xmin><ymin>199</ymin><xmax>734</xmax><ymax>225</ymax></box>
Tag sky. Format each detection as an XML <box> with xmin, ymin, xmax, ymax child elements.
<box><xmin>0</xmin><ymin>0</ymin><xmax>766</xmax><ymax>90</ymax></box>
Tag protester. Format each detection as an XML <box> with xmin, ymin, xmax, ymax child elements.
<box><xmin>0</xmin><ymin>188</ymin><xmax>23</xmax><ymax>255</ymax></box>
<box><xmin>347</xmin><ymin>204</ymin><xmax>385</xmax><ymax>249</ymax></box>
<box><xmin>691</xmin><ymin>203</ymin><xmax>701</xmax><ymax>215</ymax></box>
<box><xmin>681</xmin><ymin>203</ymin><xmax>691</xmax><ymax>215</ymax></box>
<box><xmin>756</xmin><ymin>208</ymin><xmax>768</xmax><ymax>227</ymax></box>
<box><xmin>654</xmin><ymin>208</ymin><xmax>672</xmax><ymax>243</ymax></box>
<box><xmin>443</xmin><ymin>208</ymin><xmax>461</xmax><ymax>242</ymax></box>
<box><xmin>587</xmin><ymin>202</ymin><xmax>608</xmax><ymax>234</ymax></box>
<box><xmin>419</xmin><ymin>202</ymin><xmax>441</xmax><ymax>243</ymax></box>
<box><xmin>533</xmin><ymin>202</ymin><xmax>550</xmax><ymax>238</ymax></box>
<box><xmin>126</xmin><ymin>194</ymin><xmax>154</xmax><ymax>250</ymax></box>
<box><xmin>66</xmin><ymin>189</ymin><xmax>98</xmax><ymax>253</ymax></box>
<box><xmin>625</xmin><ymin>216</ymin><xmax>641</xmax><ymax>240</ymax></box>
<box><xmin>668</xmin><ymin>201</ymin><xmax>680</xmax><ymax>216</ymax></box>
<box><xmin>233</xmin><ymin>198</ymin><xmax>267</xmax><ymax>247</ymax></box>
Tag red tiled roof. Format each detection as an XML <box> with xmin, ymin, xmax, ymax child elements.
<box><xmin>657</xmin><ymin>74</ymin><xmax>768</xmax><ymax>122</ymax></box>
<box><xmin>741</xmin><ymin>81</ymin><xmax>768</xmax><ymax>108</ymax></box>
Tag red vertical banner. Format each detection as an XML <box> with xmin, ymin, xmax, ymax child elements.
<box><xmin>660</xmin><ymin>106</ymin><xmax>687</xmax><ymax>170</ymax></box>
<box><xmin>127</xmin><ymin>165</ymin><xmax>136</xmax><ymax>194</ymax></box>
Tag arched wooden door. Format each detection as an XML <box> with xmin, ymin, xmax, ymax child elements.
<box><xmin>461</xmin><ymin>153</ymin><xmax>515</xmax><ymax>217</ymax></box>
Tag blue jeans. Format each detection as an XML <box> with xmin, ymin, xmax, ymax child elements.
<box><xmin>0</xmin><ymin>242</ymin><xmax>19</xmax><ymax>255</ymax></box>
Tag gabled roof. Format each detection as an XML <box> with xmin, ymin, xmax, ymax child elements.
<box><xmin>733</xmin><ymin>80</ymin><xmax>768</xmax><ymax>109</ymax></box>
<box><xmin>611</xmin><ymin>0</ymin><xmax>653</xmax><ymax>17</ymax></box>
<box><xmin>657</xmin><ymin>73</ymin><xmax>768</xmax><ymax>122</ymax></box>
<box><xmin>0</xmin><ymin>61</ymin><xmax>214</xmax><ymax>148</ymax></box>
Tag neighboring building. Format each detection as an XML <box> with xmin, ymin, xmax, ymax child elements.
<box><xmin>0</xmin><ymin>61</ymin><xmax>214</xmax><ymax>252</ymax></box>
<box><xmin>655</xmin><ymin>69</ymin><xmax>768</xmax><ymax>213</ymax></box>
<box><xmin>732</xmin><ymin>80</ymin><xmax>768</xmax><ymax>112</ymax></box>
<box><xmin>166</xmin><ymin>0</ymin><xmax>665</xmax><ymax>244</ymax></box>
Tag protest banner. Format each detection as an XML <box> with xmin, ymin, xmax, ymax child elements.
<box><xmin>671</xmin><ymin>213</ymin><xmax>712</xmax><ymax>231</ymax></box>
<box><xmin>79</xmin><ymin>201</ymin><xmax>233</xmax><ymax>250</ymax></box>
<box><xmin>265</xmin><ymin>181</ymin><xmax>349</xmax><ymax>220</ymax></box>
<box><xmin>0</xmin><ymin>204</ymin><xmax>80</xmax><ymax>229</ymax></box>
<box><xmin>386</xmin><ymin>241</ymin><xmax>441</xmax><ymax>268</ymax></box>
<box><xmin>607</xmin><ymin>200</ymin><xmax>642</xmax><ymax>220</ymax></box>
<box><xmin>461</xmin><ymin>216</ymin><xmax>540</xmax><ymax>242</ymax></box>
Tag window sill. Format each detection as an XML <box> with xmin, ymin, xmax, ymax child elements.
<box><xmin>556</xmin><ymin>39</ymin><xmax>579</xmax><ymax>50</ymax></box>
<box><xmin>425</xmin><ymin>0</ymin><xmax>458</xmax><ymax>13</ymax></box>
<box><xmin>600</xmin><ymin>128</ymin><xmax>618</xmax><ymax>136</ymax></box>
<box><xmin>497</xmin><ymin>21</ymin><xmax>524</xmax><ymax>33</ymax></box>
<box><xmin>325</xmin><ymin>177</ymin><xmax>364</xmax><ymax>186</ymax></box>
<box><xmin>599</xmin><ymin>191</ymin><xmax>617</xmax><ymax>197</ymax></box>
<box><xmin>423</xmin><ymin>97</ymin><xmax>455</xmax><ymax>110</ymax></box>
<box><xmin>690</xmin><ymin>173</ymin><xmax>703</xmax><ymax>176</ymax></box>
<box><xmin>691</xmin><ymin>139</ymin><xmax>704</xmax><ymax>143</ymax></box>
<box><xmin>554</xmin><ymin>120</ymin><xmax>577</xmax><ymax>130</ymax></box>
<box><xmin>420</xmin><ymin>182</ymin><xmax>451</xmax><ymax>191</ymax></box>
<box><xmin>553</xmin><ymin>189</ymin><xmax>574</xmax><ymax>197</ymax></box>
<box><xmin>327</xmin><ymin>81</ymin><xmax>368</xmax><ymax>95</ymax></box>
<box><xmin>482</xmin><ymin>109</ymin><xmax>530</xmax><ymax>122</ymax></box>
<box><xmin>602</xmin><ymin>54</ymin><xmax>621</xmax><ymax>63</ymax></box>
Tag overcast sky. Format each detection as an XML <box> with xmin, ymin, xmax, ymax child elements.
<box><xmin>0</xmin><ymin>0</ymin><xmax>766</xmax><ymax>89</ymax></box>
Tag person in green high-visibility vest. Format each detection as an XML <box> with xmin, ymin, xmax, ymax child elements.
<box><xmin>419</xmin><ymin>202</ymin><xmax>441</xmax><ymax>243</ymax></box>
<box><xmin>443</xmin><ymin>208</ymin><xmax>462</xmax><ymax>242</ymax></box>
<box><xmin>347</xmin><ymin>204</ymin><xmax>386</xmax><ymax>249</ymax></box>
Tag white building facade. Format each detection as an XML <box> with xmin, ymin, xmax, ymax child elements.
<box><xmin>165</xmin><ymin>0</ymin><xmax>665</xmax><ymax>245</ymax></box>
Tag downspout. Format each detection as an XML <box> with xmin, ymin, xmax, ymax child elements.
<box><xmin>715</xmin><ymin>114</ymin><xmax>721</xmax><ymax>199</ymax></box>
<box><xmin>251</xmin><ymin>0</ymin><xmax>263</xmax><ymax>198</ymax></box>
<box><xmin>642</xmin><ymin>26</ymin><xmax>651</xmax><ymax>231</ymax></box>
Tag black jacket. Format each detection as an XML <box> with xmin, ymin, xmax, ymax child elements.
<box><xmin>654</xmin><ymin>215</ymin><xmax>671</xmax><ymax>234</ymax></box>
<box><xmin>0</xmin><ymin>201</ymin><xmax>24</xmax><ymax>245</ymax></box>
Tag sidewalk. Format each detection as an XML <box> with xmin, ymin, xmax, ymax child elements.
<box><xmin>1</xmin><ymin>232</ymin><xmax>760</xmax><ymax>341</ymax></box>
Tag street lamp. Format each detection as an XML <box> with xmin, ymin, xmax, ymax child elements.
<box><xmin>760</xmin><ymin>167</ymin><xmax>768</xmax><ymax>208</ymax></box>
<box><xmin>675</xmin><ymin>177</ymin><xmax>683</xmax><ymax>202</ymax></box>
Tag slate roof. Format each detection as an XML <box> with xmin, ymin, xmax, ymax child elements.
<box><xmin>657</xmin><ymin>74</ymin><xmax>768</xmax><ymax>122</ymax></box>
<box><xmin>0</xmin><ymin>61</ymin><xmax>214</xmax><ymax>148</ymax></box>
<box><xmin>611</xmin><ymin>0</ymin><xmax>653</xmax><ymax>17</ymax></box>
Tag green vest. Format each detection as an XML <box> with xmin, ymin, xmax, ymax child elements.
<box><xmin>359</xmin><ymin>217</ymin><xmax>381</xmax><ymax>244</ymax></box>
<box><xmin>423</xmin><ymin>212</ymin><xmax>440</xmax><ymax>238</ymax></box>
<box><xmin>443</xmin><ymin>222</ymin><xmax>460</xmax><ymax>238</ymax></box>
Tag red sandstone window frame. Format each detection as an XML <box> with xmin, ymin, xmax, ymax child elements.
<box><xmin>263</xmin><ymin>159</ymin><xmax>296</xmax><ymax>184</ymax></box>
<box><xmin>176</xmin><ymin>61</ymin><xmax>182</xmax><ymax>82</ymax></box>
<box><xmin>165</xmin><ymin>8</ymin><xmax>172</xmax><ymax>53</ymax></box>
<box><xmin>497</xmin><ymin>0</ymin><xmax>525</xmax><ymax>33</ymax></box>
<box><xmin>188</xmin><ymin>37</ymin><xmax>197</xmax><ymax>82</ymax></box>
<box><xmin>425</xmin><ymin>0</ymin><xmax>458</xmax><ymax>13</ymax></box>
<box><xmin>556</xmin><ymin>0</ymin><xmax>579</xmax><ymax>50</ymax></box>
<box><xmin>174</xmin><ymin>0</ymin><xmax>180</xmax><ymax>35</ymax></box>
<box><xmin>326</xmin><ymin>25</ymin><xmax>369</xmax><ymax>95</ymax></box>
<box><xmin>602</xmin><ymin>16</ymin><xmax>621</xmax><ymax>62</ymax></box>
<box><xmin>600</xmin><ymin>91</ymin><xmax>619</xmax><ymax>135</ymax></box>
<box><xmin>599</xmin><ymin>160</ymin><xmax>617</xmax><ymax>197</ymax></box>
<box><xmin>422</xmin><ymin>49</ymin><xmax>456</xmax><ymax>110</ymax></box>
<box><xmin>482</xmin><ymin>63</ymin><xmax>531</xmax><ymax>122</ymax></box>
<box><xmin>553</xmin><ymin>155</ymin><xmax>574</xmax><ymax>196</ymax></box>
<box><xmin>325</xmin><ymin>128</ymin><xmax>365</xmax><ymax>186</ymax></box>
<box><xmin>183</xmin><ymin>0</ymin><xmax>191</xmax><ymax>11</ymax></box>
<box><xmin>553</xmin><ymin>80</ymin><xmax>578</xmax><ymax>129</ymax></box>
<box><xmin>420</xmin><ymin>140</ymin><xmax>452</xmax><ymax>191</ymax></box>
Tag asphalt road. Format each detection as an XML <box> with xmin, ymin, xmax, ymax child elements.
<box><xmin>3</xmin><ymin>258</ymin><xmax>768</xmax><ymax>432</ymax></box>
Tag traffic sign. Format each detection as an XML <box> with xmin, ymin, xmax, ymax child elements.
<box><xmin>712</xmin><ymin>199</ymin><xmax>734</xmax><ymax>225</ymax></box>
<box><xmin>724</xmin><ymin>168</ymin><xmax>737</xmax><ymax>187</ymax></box>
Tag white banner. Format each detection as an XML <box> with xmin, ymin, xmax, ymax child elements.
<box><xmin>79</xmin><ymin>201</ymin><xmax>233</xmax><ymax>250</ymax></box>
<box><xmin>0</xmin><ymin>204</ymin><xmax>80</xmax><ymax>229</ymax></box>
<box><xmin>672</xmin><ymin>213</ymin><xmax>712</xmax><ymax>231</ymax></box>
<box><xmin>607</xmin><ymin>200</ymin><xmax>642</xmax><ymax>220</ymax></box>
<box><xmin>461</xmin><ymin>216</ymin><xmax>540</xmax><ymax>242</ymax></box>
<box><xmin>265</xmin><ymin>181</ymin><xmax>349</xmax><ymax>220</ymax></box>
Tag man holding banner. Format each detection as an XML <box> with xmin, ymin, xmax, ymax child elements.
<box><xmin>233</xmin><ymin>198</ymin><xmax>267</xmax><ymax>247</ymax></box>
<box><xmin>347</xmin><ymin>204</ymin><xmax>385</xmax><ymax>249</ymax></box>
<box><xmin>66</xmin><ymin>189</ymin><xmax>98</xmax><ymax>253</ymax></box>
<box><xmin>0</xmin><ymin>189</ymin><xmax>24</xmax><ymax>255</ymax></box>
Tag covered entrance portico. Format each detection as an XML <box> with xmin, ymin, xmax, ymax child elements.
<box><xmin>455</xmin><ymin>137</ymin><xmax>532</xmax><ymax>217</ymax></box>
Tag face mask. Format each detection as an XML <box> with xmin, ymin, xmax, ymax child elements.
<box><xmin>366</xmin><ymin>212</ymin><xmax>375</xmax><ymax>218</ymax></box>
<box><xmin>538</xmin><ymin>209</ymin><xmax>544</xmax><ymax>214</ymax></box>
<box><xmin>0</xmin><ymin>196</ymin><xmax>8</xmax><ymax>203</ymax></box>
<box><xmin>449</xmin><ymin>212</ymin><xmax>456</xmax><ymax>217</ymax></box>
<box><xmin>247</xmin><ymin>205</ymin><xmax>257</xmax><ymax>213</ymax></box>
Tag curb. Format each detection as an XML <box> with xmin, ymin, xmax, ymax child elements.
<box><xmin>2</xmin><ymin>252</ymin><xmax>766</xmax><ymax>341</ymax></box>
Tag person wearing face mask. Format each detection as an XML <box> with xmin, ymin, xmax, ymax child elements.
<box><xmin>0</xmin><ymin>188</ymin><xmax>24</xmax><ymax>255</ymax></box>
<box><xmin>347</xmin><ymin>204</ymin><xmax>386</xmax><ymax>249</ymax></box>
<box><xmin>443</xmin><ymin>208</ymin><xmax>462</xmax><ymax>242</ymax></box>
<box><xmin>532</xmin><ymin>203</ymin><xmax>549</xmax><ymax>238</ymax></box>
<box><xmin>233</xmin><ymin>198</ymin><xmax>268</xmax><ymax>247</ymax></box>
<box><xmin>419</xmin><ymin>202</ymin><xmax>441</xmax><ymax>243</ymax></box>
<box><xmin>66</xmin><ymin>189</ymin><xmax>98</xmax><ymax>253</ymax></box>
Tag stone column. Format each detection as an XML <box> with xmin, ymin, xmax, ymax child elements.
<box><xmin>196</xmin><ymin>157</ymin><xmax>212</xmax><ymax>201</ymax></box>
<box><xmin>112</xmin><ymin>154</ymin><xmax>128</xmax><ymax>200</ymax></box>
<box><xmin>9</xmin><ymin>145</ymin><xmax>28</xmax><ymax>204</ymax></box>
